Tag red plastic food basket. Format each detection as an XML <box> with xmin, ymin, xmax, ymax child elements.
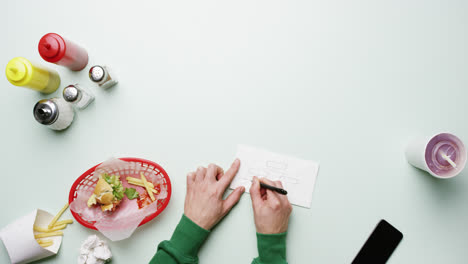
<box><xmin>68</xmin><ymin>157</ymin><xmax>172</xmax><ymax>230</ymax></box>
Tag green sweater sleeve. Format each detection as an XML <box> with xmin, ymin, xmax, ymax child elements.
<box><xmin>149</xmin><ymin>214</ymin><xmax>210</xmax><ymax>264</ymax></box>
<box><xmin>252</xmin><ymin>232</ymin><xmax>288</xmax><ymax>264</ymax></box>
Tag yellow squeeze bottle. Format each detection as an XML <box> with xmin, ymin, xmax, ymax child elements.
<box><xmin>5</xmin><ymin>57</ymin><xmax>60</xmax><ymax>94</ymax></box>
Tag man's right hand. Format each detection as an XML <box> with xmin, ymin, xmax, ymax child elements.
<box><xmin>250</xmin><ymin>176</ymin><xmax>292</xmax><ymax>234</ymax></box>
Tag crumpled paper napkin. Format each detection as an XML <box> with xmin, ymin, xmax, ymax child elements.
<box><xmin>78</xmin><ymin>235</ymin><xmax>112</xmax><ymax>264</ymax></box>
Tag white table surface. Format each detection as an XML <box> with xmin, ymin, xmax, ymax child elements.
<box><xmin>1</xmin><ymin>0</ymin><xmax>468</xmax><ymax>263</ymax></box>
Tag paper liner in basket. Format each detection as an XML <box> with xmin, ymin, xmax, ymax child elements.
<box><xmin>0</xmin><ymin>209</ymin><xmax>63</xmax><ymax>264</ymax></box>
<box><xmin>70</xmin><ymin>158</ymin><xmax>168</xmax><ymax>241</ymax></box>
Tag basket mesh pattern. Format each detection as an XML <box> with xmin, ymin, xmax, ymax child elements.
<box><xmin>70</xmin><ymin>159</ymin><xmax>171</xmax><ymax>228</ymax></box>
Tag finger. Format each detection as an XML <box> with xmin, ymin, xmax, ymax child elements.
<box><xmin>206</xmin><ymin>164</ymin><xmax>223</xmax><ymax>182</ymax></box>
<box><xmin>259</xmin><ymin>177</ymin><xmax>277</xmax><ymax>188</ymax></box>
<box><xmin>260</xmin><ymin>188</ymin><xmax>267</xmax><ymax>200</ymax></box>
<box><xmin>265</xmin><ymin>189</ymin><xmax>282</xmax><ymax>208</ymax></box>
<box><xmin>195</xmin><ymin>166</ymin><xmax>206</xmax><ymax>182</ymax></box>
<box><xmin>259</xmin><ymin>177</ymin><xmax>274</xmax><ymax>200</ymax></box>
<box><xmin>264</xmin><ymin>180</ymin><xmax>287</xmax><ymax>204</ymax></box>
<box><xmin>275</xmin><ymin>180</ymin><xmax>283</xmax><ymax>188</ymax></box>
<box><xmin>274</xmin><ymin>180</ymin><xmax>290</xmax><ymax>203</ymax></box>
<box><xmin>223</xmin><ymin>186</ymin><xmax>245</xmax><ymax>214</ymax></box>
<box><xmin>186</xmin><ymin>172</ymin><xmax>195</xmax><ymax>185</ymax></box>
<box><xmin>219</xmin><ymin>159</ymin><xmax>240</xmax><ymax>189</ymax></box>
<box><xmin>216</xmin><ymin>168</ymin><xmax>225</xmax><ymax>181</ymax></box>
<box><xmin>249</xmin><ymin>176</ymin><xmax>263</xmax><ymax>207</ymax></box>
<box><xmin>260</xmin><ymin>178</ymin><xmax>282</xmax><ymax>203</ymax></box>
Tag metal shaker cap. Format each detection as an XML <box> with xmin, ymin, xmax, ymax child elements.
<box><xmin>89</xmin><ymin>66</ymin><xmax>105</xmax><ymax>82</ymax></box>
<box><xmin>63</xmin><ymin>85</ymin><xmax>81</xmax><ymax>102</ymax></box>
<box><xmin>33</xmin><ymin>99</ymin><xmax>59</xmax><ymax>125</ymax></box>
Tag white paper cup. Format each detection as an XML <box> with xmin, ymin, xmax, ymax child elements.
<box><xmin>0</xmin><ymin>209</ymin><xmax>62</xmax><ymax>264</ymax></box>
<box><xmin>405</xmin><ymin>133</ymin><xmax>467</xmax><ymax>179</ymax></box>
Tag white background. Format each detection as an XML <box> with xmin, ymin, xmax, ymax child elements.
<box><xmin>1</xmin><ymin>0</ymin><xmax>468</xmax><ymax>263</ymax></box>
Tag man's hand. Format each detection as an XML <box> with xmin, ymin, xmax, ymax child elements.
<box><xmin>184</xmin><ymin>159</ymin><xmax>245</xmax><ymax>230</ymax></box>
<box><xmin>250</xmin><ymin>176</ymin><xmax>292</xmax><ymax>234</ymax></box>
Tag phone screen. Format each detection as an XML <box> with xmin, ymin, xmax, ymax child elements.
<box><xmin>352</xmin><ymin>220</ymin><xmax>403</xmax><ymax>264</ymax></box>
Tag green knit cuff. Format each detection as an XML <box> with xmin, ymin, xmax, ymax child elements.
<box><xmin>169</xmin><ymin>214</ymin><xmax>211</xmax><ymax>257</ymax></box>
<box><xmin>256</xmin><ymin>232</ymin><xmax>287</xmax><ymax>264</ymax></box>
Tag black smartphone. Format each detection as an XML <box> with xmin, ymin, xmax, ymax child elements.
<box><xmin>351</xmin><ymin>219</ymin><xmax>403</xmax><ymax>264</ymax></box>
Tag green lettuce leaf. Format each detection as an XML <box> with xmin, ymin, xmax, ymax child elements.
<box><xmin>103</xmin><ymin>173</ymin><xmax>125</xmax><ymax>200</ymax></box>
<box><xmin>124</xmin><ymin>188</ymin><xmax>139</xmax><ymax>200</ymax></box>
<box><xmin>103</xmin><ymin>173</ymin><xmax>113</xmax><ymax>185</ymax></box>
<box><xmin>113</xmin><ymin>182</ymin><xmax>124</xmax><ymax>200</ymax></box>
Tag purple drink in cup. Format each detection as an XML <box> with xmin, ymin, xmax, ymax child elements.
<box><xmin>406</xmin><ymin>133</ymin><xmax>467</xmax><ymax>178</ymax></box>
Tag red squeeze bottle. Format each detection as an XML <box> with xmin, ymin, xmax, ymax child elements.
<box><xmin>38</xmin><ymin>33</ymin><xmax>88</xmax><ymax>71</ymax></box>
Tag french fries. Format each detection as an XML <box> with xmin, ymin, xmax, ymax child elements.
<box><xmin>39</xmin><ymin>242</ymin><xmax>53</xmax><ymax>248</ymax></box>
<box><xmin>126</xmin><ymin>177</ymin><xmax>158</xmax><ymax>194</ymax></box>
<box><xmin>34</xmin><ymin>231</ymin><xmax>63</xmax><ymax>239</ymax></box>
<box><xmin>34</xmin><ymin>204</ymin><xmax>74</xmax><ymax>249</ymax></box>
<box><xmin>140</xmin><ymin>172</ymin><xmax>155</xmax><ymax>201</ymax></box>
<box><xmin>48</xmin><ymin>203</ymin><xmax>69</xmax><ymax>229</ymax></box>
<box><xmin>54</xmin><ymin>219</ymin><xmax>73</xmax><ymax>226</ymax></box>
<box><xmin>37</xmin><ymin>239</ymin><xmax>53</xmax><ymax>248</ymax></box>
<box><xmin>127</xmin><ymin>177</ymin><xmax>155</xmax><ymax>188</ymax></box>
<box><xmin>34</xmin><ymin>224</ymin><xmax>67</xmax><ymax>232</ymax></box>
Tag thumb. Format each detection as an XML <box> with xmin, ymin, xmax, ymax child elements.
<box><xmin>223</xmin><ymin>186</ymin><xmax>245</xmax><ymax>214</ymax></box>
<box><xmin>249</xmin><ymin>176</ymin><xmax>262</xmax><ymax>207</ymax></box>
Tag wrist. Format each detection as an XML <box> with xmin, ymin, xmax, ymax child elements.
<box><xmin>184</xmin><ymin>213</ymin><xmax>213</xmax><ymax>230</ymax></box>
<box><xmin>256</xmin><ymin>228</ymin><xmax>288</xmax><ymax>234</ymax></box>
<box><xmin>256</xmin><ymin>224</ymin><xmax>288</xmax><ymax>234</ymax></box>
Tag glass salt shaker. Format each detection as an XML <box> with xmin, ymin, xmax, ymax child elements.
<box><xmin>33</xmin><ymin>98</ymin><xmax>74</xmax><ymax>130</ymax></box>
<box><xmin>63</xmin><ymin>84</ymin><xmax>94</xmax><ymax>109</ymax></box>
<box><xmin>89</xmin><ymin>65</ymin><xmax>118</xmax><ymax>89</ymax></box>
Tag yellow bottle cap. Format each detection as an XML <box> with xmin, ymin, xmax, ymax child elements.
<box><xmin>5</xmin><ymin>57</ymin><xmax>32</xmax><ymax>86</ymax></box>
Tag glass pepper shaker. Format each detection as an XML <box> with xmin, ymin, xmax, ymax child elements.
<box><xmin>33</xmin><ymin>98</ymin><xmax>74</xmax><ymax>130</ymax></box>
<box><xmin>63</xmin><ymin>84</ymin><xmax>94</xmax><ymax>109</ymax></box>
<box><xmin>89</xmin><ymin>65</ymin><xmax>118</xmax><ymax>89</ymax></box>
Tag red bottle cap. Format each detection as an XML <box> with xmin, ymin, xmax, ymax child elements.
<box><xmin>38</xmin><ymin>33</ymin><xmax>66</xmax><ymax>63</ymax></box>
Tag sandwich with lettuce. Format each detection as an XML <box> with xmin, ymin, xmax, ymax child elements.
<box><xmin>87</xmin><ymin>173</ymin><xmax>139</xmax><ymax>212</ymax></box>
